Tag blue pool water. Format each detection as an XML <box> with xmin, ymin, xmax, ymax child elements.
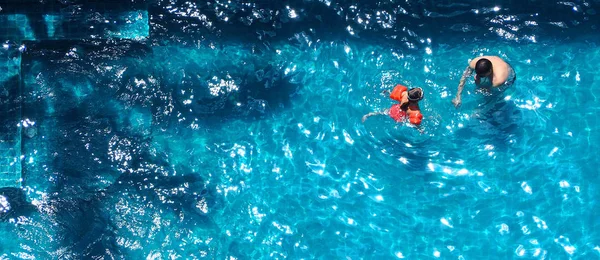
<box><xmin>1</xmin><ymin>0</ymin><xmax>600</xmax><ymax>258</ymax></box>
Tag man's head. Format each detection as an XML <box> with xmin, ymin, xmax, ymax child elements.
<box><xmin>475</xmin><ymin>58</ymin><xmax>493</xmax><ymax>77</ymax></box>
<box><xmin>407</xmin><ymin>87</ymin><xmax>424</xmax><ymax>102</ymax></box>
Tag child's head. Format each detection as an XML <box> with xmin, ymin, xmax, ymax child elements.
<box><xmin>407</xmin><ymin>88</ymin><xmax>424</xmax><ymax>102</ymax></box>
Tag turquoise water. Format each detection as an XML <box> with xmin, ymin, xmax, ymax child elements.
<box><xmin>1</xmin><ymin>0</ymin><xmax>600</xmax><ymax>259</ymax></box>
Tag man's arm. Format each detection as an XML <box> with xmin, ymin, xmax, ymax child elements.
<box><xmin>452</xmin><ymin>66</ymin><xmax>473</xmax><ymax>108</ymax></box>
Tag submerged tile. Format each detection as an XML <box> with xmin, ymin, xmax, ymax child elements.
<box><xmin>0</xmin><ymin>4</ymin><xmax>149</xmax><ymax>41</ymax></box>
<box><xmin>0</xmin><ymin>45</ymin><xmax>22</xmax><ymax>188</ymax></box>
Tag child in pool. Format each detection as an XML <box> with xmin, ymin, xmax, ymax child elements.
<box><xmin>362</xmin><ymin>84</ymin><xmax>424</xmax><ymax>131</ymax></box>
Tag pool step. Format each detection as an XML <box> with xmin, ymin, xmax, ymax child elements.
<box><xmin>0</xmin><ymin>45</ymin><xmax>22</xmax><ymax>188</ymax></box>
<box><xmin>0</xmin><ymin>3</ymin><xmax>149</xmax><ymax>41</ymax></box>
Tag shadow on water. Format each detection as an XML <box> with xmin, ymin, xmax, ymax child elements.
<box><xmin>19</xmin><ymin>39</ymin><xmax>234</xmax><ymax>256</ymax></box>
<box><xmin>0</xmin><ymin>75</ymin><xmax>21</xmax><ymax>136</ymax></box>
<box><xmin>149</xmin><ymin>0</ymin><xmax>351</xmax><ymax>46</ymax></box>
<box><xmin>0</xmin><ymin>188</ymin><xmax>36</xmax><ymax>222</ymax></box>
<box><xmin>184</xmin><ymin>64</ymin><xmax>303</xmax><ymax>125</ymax></box>
<box><xmin>21</xmin><ymin>39</ymin><xmax>302</xmax><ymax>127</ymax></box>
<box><xmin>105</xmin><ymin>160</ymin><xmax>218</xmax><ymax>221</ymax></box>
<box><xmin>38</xmin><ymin>132</ymin><xmax>218</xmax><ymax>257</ymax></box>
<box><xmin>43</xmin><ymin>196</ymin><xmax>122</xmax><ymax>258</ymax></box>
<box><xmin>32</xmin><ymin>116</ymin><xmax>219</xmax><ymax>257</ymax></box>
<box><xmin>4</xmin><ymin>0</ymin><xmax>596</xmax><ymax>50</ymax></box>
<box><xmin>148</xmin><ymin>0</ymin><xmax>598</xmax><ymax>51</ymax></box>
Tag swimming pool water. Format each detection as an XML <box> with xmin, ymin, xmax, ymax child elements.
<box><xmin>1</xmin><ymin>0</ymin><xmax>600</xmax><ymax>258</ymax></box>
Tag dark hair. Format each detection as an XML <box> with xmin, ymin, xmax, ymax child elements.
<box><xmin>475</xmin><ymin>58</ymin><xmax>492</xmax><ymax>76</ymax></box>
<box><xmin>408</xmin><ymin>88</ymin><xmax>423</xmax><ymax>101</ymax></box>
<box><xmin>401</xmin><ymin>88</ymin><xmax>423</xmax><ymax>110</ymax></box>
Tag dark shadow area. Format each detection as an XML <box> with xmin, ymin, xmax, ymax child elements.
<box><xmin>19</xmin><ymin>38</ymin><xmax>225</xmax><ymax>256</ymax></box>
<box><xmin>0</xmin><ymin>187</ymin><xmax>36</xmax><ymax>221</ymax></box>
<box><xmin>105</xmin><ymin>159</ymin><xmax>219</xmax><ymax>221</ymax></box>
<box><xmin>43</xmin><ymin>195</ymin><xmax>123</xmax><ymax>258</ymax></box>
<box><xmin>23</xmin><ymin>39</ymin><xmax>300</xmax><ymax>125</ymax></box>
<box><xmin>20</xmin><ymin>39</ymin><xmax>151</xmax><ymax>118</ymax></box>
<box><xmin>147</xmin><ymin>0</ymin><xmax>599</xmax><ymax>50</ymax></box>
<box><xmin>148</xmin><ymin>0</ymin><xmax>351</xmax><ymax>46</ymax></box>
<box><xmin>20</xmin><ymin>40</ymin><xmax>153</xmax><ymax>190</ymax></box>
<box><xmin>1</xmin><ymin>0</ymin><xmax>596</xmax><ymax>45</ymax></box>
<box><xmin>404</xmin><ymin>0</ymin><xmax>598</xmax><ymax>41</ymax></box>
<box><xmin>184</xmin><ymin>64</ymin><xmax>303</xmax><ymax>124</ymax></box>
<box><xmin>0</xmin><ymin>75</ymin><xmax>21</xmax><ymax>140</ymax></box>
<box><xmin>40</xmin><ymin>158</ymin><xmax>218</xmax><ymax>258</ymax></box>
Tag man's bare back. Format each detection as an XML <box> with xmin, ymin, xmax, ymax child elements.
<box><xmin>469</xmin><ymin>56</ymin><xmax>510</xmax><ymax>87</ymax></box>
<box><xmin>452</xmin><ymin>55</ymin><xmax>515</xmax><ymax>108</ymax></box>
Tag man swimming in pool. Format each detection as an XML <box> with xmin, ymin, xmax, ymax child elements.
<box><xmin>362</xmin><ymin>84</ymin><xmax>424</xmax><ymax>132</ymax></box>
<box><xmin>452</xmin><ymin>56</ymin><xmax>516</xmax><ymax>108</ymax></box>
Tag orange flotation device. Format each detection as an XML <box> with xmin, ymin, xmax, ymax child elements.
<box><xmin>389</xmin><ymin>84</ymin><xmax>407</xmax><ymax>102</ymax></box>
<box><xmin>388</xmin><ymin>84</ymin><xmax>423</xmax><ymax>126</ymax></box>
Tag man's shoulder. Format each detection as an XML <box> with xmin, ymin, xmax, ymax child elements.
<box><xmin>471</xmin><ymin>55</ymin><xmax>505</xmax><ymax>61</ymax></box>
<box><xmin>469</xmin><ymin>55</ymin><xmax>509</xmax><ymax>68</ymax></box>
<box><xmin>488</xmin><ymin>56</ymin><xmax>509</xmax><ymax>64</ymax></box>
<box><xmin>469</xmin><ymin>56</ymin><xmax>492</xmax><ymax>66</ymax></box>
